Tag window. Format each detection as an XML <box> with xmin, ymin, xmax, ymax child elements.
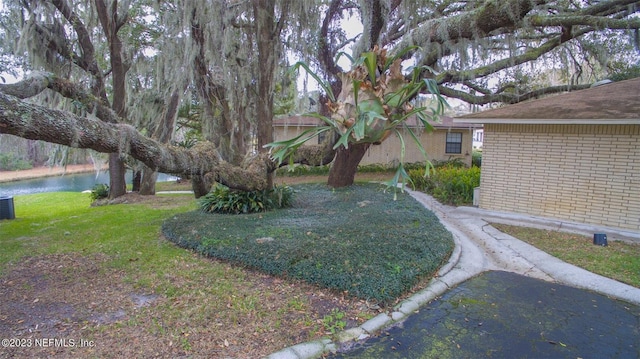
<box><xmin>445</xmin><ymin>132</ymin><xmax>462</xmax><ymax>154</ymax></box>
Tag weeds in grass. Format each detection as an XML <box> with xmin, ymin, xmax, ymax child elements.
<box><xmin>321</xmin><ymin>308</ymin><xmax>347</xmax><ymax>334</ymax></box>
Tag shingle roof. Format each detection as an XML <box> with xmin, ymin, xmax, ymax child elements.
<box><xmin>455</xmin><ymin>77</ymin><xmax>640</xmax><ymax>124</ymax></box>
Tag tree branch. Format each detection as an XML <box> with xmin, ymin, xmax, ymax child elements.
<box><xmin>393</xmin><ymin>0</ymin><xmax>542</xmax><ymax>55</ymax></box>
<box><xmin>0</xmin><ymin>92</ymin><xmax>273</xmax><ymax>191</ymax></box>
<box><xmin>0</xmin><ymin>72</ymin><xmax>119</xmax><ymax>123</ymax></box>
<box><xmin>50</xmin><ymin>0</ymin><xmax>103</xmax><ymax>81</ymax></box>
<box><xmin>435</xmin><ymin>26</ymin><xmax>591</xmax><ymax>84</ymax></box>
<box><xmin>319</xmin><ymin>0</ymin><xmax>345</xmax><ymax>82</ymax></box>
<box><xmin>528</xmin><ymin>14</ymin><xmax>640</xmax><ymax>29</ymax></box>
<box><xmin>438</xmin><ymin>83</ymin><xmax>591</xmax><ymax>105</ymax></box>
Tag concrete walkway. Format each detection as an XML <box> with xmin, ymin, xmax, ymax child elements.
<box><xmin>264</xmin><ymin>189</ymin><xmax>640</xmax><ymax>359</ymax></box>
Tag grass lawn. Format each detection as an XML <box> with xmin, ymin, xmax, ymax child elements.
<box><xmin>0</xmin><ymin>192</ymin><xmax>366</xmax><ymax>357</ymax></box>
<box><xmin>0</xmin><ymin>179</ymin><xmax>452</xmax><ymax>358</ymax></box>
<box><xmin>492</xmin><ymin>224</ymin><xmax>640</xmax><ymax>288</ymax></box>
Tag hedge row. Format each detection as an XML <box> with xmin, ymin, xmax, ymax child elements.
<box><xmin>409</xmin><ymin>165</ymin><xmax>481</xmax><ymax>206</ymax></box>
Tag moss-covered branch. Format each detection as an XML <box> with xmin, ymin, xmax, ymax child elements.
<box><xmin>434</xmin><ymin>25</ymin><xmax>592</xmax><ymax>85</ymax></box>
<box><xmin>438</xmin><ymin>83</ymin><xmax>591</xmax><ymax>105</ymax></box>
<box><xmin>0</xmin><ymin>72</ymin><xmax>120</xmax><ymax>124</ymax></box>
<box><xmin>0</xmin><ymin>91</ymin><xmax>274</xmax><ymax>192</ymax></box>
<box><xmin>393</xmin><ymin>0</ymin><xmax>539</xmax><ymax>51</ymax></box>
<box><xmin>527</xmin><ymin>14</ymin><xmax>640</xmax><ymax>29</ymax></box>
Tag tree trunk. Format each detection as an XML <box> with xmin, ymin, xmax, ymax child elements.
<box><xmin>140</xmin><ymin>166</ymin><xmax>158</xmax><ymax>195</ymax></box>
<box><xmin>139</xmin><ymin>89</ymin><xmax>181</xmax><ymax>196</ymax></box>
<box><xmin>108</xmin><ymin>153</ymin><xmax>127</xmax><ymax>197</ymax></box>
<box><xmin>327</xmin><ymin>143</ymin><xmax>371</xmax><ymax>188</ymax></box>
<box><xmin>254</xmin><ymin>0</ymin><xmax>277</xmax><ymax>151</ymax></box>
<box><xmin>96</xmin><ymin>0</ymin><xmax>129</xmax><ymax>199</ymax></box>
<box><xmin>27</xmin><ymin>140</ymin><xmax>43</xmax><ymax>166</ymax></box>
<box><xmin>132</xmin><ymin>169</ymin><xmax>142</xmax><ymax>192</ymax></box>
<box><xmin>191</xmin><ymin>174</ymin><xmax>214</xmax><ymax>199</ymax></box>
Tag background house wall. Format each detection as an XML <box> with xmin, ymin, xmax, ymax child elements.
<box><xmin>479</xmin><ymin>123</ymin><xmax>640</xmax><ymax>230</ymax></box>
<box><xmin>273</xmin><ymin>116</ymin><xmax>476</xmax><ymax>167</ymax></box>
<box><xmin>359</xmin><ymin>127</ymin><xmax>473</xmax><ymax>166</ymax></box>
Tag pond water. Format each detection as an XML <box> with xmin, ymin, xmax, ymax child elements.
<box><xmin>0</xmin><ymin>171</ymin><xmax>178</xmax><ymax>197</ymax></box>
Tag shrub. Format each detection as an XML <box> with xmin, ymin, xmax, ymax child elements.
<box><xmin>90</xmin><ymin>183</ymin><xmax>110</xmax><ymax>200</ymax></box>
<box><xmin>409</xmin><ymin>165</ymin><xmax>480</xmax><ymax>206</ymax></box>
<box><xmin>0</xmin><ymin>153</ymin><xmax>33</xmax><ymax>171</ymax></box>
<box><xmin>407</xmin><ymin>168</ymin><xmax>433</xmax><ymax>192</ymax></box>
<box><xmin>472</xmin><ymin>150</ymin><xmax>482</xmax><ymax>167</ymax></box>
<box><xmin>199</xmin><ymin>183</ymin><xmax>294</xmax><ymax>214</ymax></box>
<box><xmin>432</xmin><ymin>157</ymin><xmax>467</xmax><ymax>169</ymax></box>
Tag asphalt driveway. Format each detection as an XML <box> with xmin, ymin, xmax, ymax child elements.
<box><xmin>329</xmin><ymin>271</ymin><xmax>640</xmax><ymax>359</ymax></box>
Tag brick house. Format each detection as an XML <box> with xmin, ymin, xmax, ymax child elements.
<box><xmin>456</xmin><ymin>77</ymin><xmax>640</xmax><ymax>231</ymax></box>
<box><xmin>273</xmin><ymin>115</ymin><xmax>478</xmax><ymax>167</ymax></box>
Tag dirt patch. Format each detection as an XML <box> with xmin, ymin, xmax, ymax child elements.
<box><xmin>91</xmin><ymin>192</ymin><xmax>193</xmax><ymax>209</ymax></box>
<box><xmin>0</xmin><ymin>251</ymin><xmax>379</xmax><ymax>358</ymax></box>
<box><xmin>0</xmin><ymin>253</ymin><xmax>155</xmax><ymax>358</ymax></box>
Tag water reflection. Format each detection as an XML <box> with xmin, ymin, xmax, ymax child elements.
<box><xmin>0</xmin><ymin>170</ymin><xmax>178</xmax><ymax>197</ymax></box>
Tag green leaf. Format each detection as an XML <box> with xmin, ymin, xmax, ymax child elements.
<box><xmin>333</xmin><ymin>126</ymin><xmax>355</xmax><ymax>150</ymax></box>
<box><xmin>304</xmin><ymin>112</ymin><xmax>340</xmax><ymax>128</ymax></box>
<box><xmin>382</xmin><ymin>163</ymin><xmax>413</xmax><ymax>200</ymax></box>
<box><xmin>265</xmin><ymin>126</ymin><xmax>332</xmax><ymax>165</ymax></box>
<box><xmin>335</xmin><ymin>51</ymin><xmax>355</xmax><ymax>65</ymax></box>
<box><xmin>358</xmin><ymin>97</ymin><xmax>384</xmax><ymax>115</ymax></box>
<box><xmin>402</xmin><ymin>123</ymin><xmax>433</xmax><ymax>175</ymax></box>
<box><xmin>397</xmin><ymin>128</ymin><xmax>406</xmax><ymax>163</ymax></box>
<box><xmin>362</xmin><ymin>51</ymin><xmax>378</xmax><ymax>86</ymax></box>
<box><xmin>290</xmin><ymin>61</ymin><xmax>336</xmax><ymax>102</ymax></box>
<box><xmin>388</xmin><ymin>106</ymin><xmax>426</xmax><ymax>127</ymax></box>
<box><xmin>352</xmin><ymin>79</ymin><xmax>362</xmax><ymax>108</ymax></box>
<box><xmin>381</xmin><ymin>129</ymin><xmax>414</xmax><ymax>198</ymax></box>
<box><xmin>383</xmin><ymin>81</ymin><xmax>422</xmax><ymax>108</ymax></box>
<box><xmin>415</xmin><ymin>111</ymin><xmax>435</xmax><ymax>132</ymax></box>
<box><xmin>352</xmin><ymin>113</ymin><xmax>367</xmax><ymax>141</ymax></box>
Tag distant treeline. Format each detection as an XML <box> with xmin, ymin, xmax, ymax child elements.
<box><xmin>0</xmin><ymin>135</ymin><xmax>95</xmax><ymax>171</ymax></box>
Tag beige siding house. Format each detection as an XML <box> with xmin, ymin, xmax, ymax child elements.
<box><xmin>457</xmin><ymin>77</ymin><xmax>640</xmax><ymax>231</ymax></box>
<box><xmin>273</xmin><ymin>116</ymin><xmax>477</xmax><ymax>167</ymax></box>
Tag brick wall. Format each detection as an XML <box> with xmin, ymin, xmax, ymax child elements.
<box><xmin>480</xmin><ymin>124</ymin><xmax>640</xmax><ymax>230</ymax></box>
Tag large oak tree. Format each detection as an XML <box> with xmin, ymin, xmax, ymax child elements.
<box><xmin>1</xmin><ymin>0</ymin><xmax>639</xmax><ymax>196</ymax></box>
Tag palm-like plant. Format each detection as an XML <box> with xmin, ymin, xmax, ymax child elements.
<box><xmin>266</xmin><ymin>46</ymin><xmax>448</xmax><ymax>194</ymax></box>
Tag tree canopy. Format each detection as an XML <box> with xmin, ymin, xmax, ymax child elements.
<box><xmin>1</xmin><ymin>0</ymin><xmax>639</xmax><ymax>196</ymax></box>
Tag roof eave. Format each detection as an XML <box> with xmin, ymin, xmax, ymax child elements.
<box><xmin>452</xmin><ymin>118</ymin><xmax>640</xmax><ymax>125</ymax></box>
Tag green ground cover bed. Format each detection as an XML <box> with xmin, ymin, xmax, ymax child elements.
<box><xmin>162</xmin><ymin>183</ymin><xmax>455</xmax><ymax>305</ymax></box>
